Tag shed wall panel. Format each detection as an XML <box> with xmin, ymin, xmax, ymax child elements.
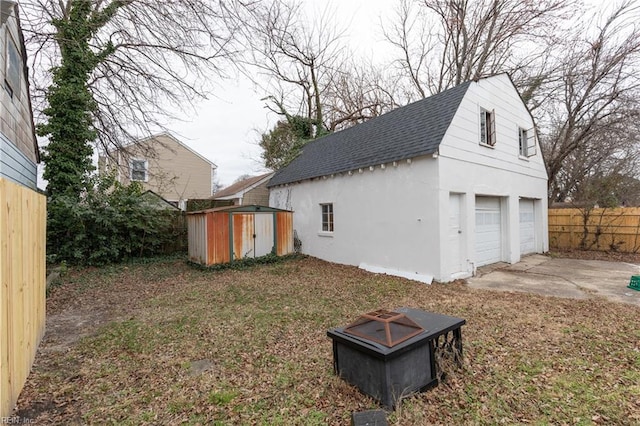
<box><xmin>211</xmin><ymin>212</ymin><xmax>231</xmax><ymax>264</ymax></box>
<box><xmin>276</xmin><ymin>212</ymin><xmax>294</xmax><ymax>255</ymax></box>
<box><xmin>187</xmin><ymin>215</ymin><xmax>207</xmax><ymax>263</ymax></box>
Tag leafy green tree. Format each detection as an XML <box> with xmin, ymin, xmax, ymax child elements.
<box><xmin>260</xmin><ymin>116</ymin><xmax>318</xmax><ymax>170</ymax></box>
<box><xmin>27</xmin><ymin>1</ymin><xmax>236</xmax><ymax>264</ymax></box>
<box><xmin>26</xmin><ymin>0</ymin><xmax>237</xmax><ymax>193</ymax></box>
<box><xmin>38</xmin><ymin>1</ymin><xmax>121</xmax><ymax>197</ymax></box>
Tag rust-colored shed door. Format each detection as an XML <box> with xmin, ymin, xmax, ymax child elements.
<box><xmin>232</xmin><ymin>213</ymin><xmax>275</xmax><ymax>259</ymax></box>
<box><xmin>233</xmin><ymin>213</ymin><xmax>255</xmax><ymax>259</ymax></box>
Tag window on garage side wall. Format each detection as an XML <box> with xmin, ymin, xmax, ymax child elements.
<box><xmin>321</xmin><ymin>203</ymin><xmax>334</xmax><ymax>232</ymax></box>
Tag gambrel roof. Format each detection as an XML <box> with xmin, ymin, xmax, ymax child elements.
<box><xmin>268</xmin><ymin>80</ymin><xmax>472</xmax><ymax>187</ymax></box>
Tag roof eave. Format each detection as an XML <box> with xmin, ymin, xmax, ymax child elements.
<box><xmin>267</xmin><ymin>151</ymin><xmax>437</xmax><ymax>188</ymax></box>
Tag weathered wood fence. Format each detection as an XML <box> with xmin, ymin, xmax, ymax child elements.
<box><xmin>548</xmin><ymin>207</ymin><xmax>640</xmax><ymax>253</ymax></box>
<box><xmin>0</xmin><ymin>178</ymin><xmax>46</xmax><ymax>416</ymax></box>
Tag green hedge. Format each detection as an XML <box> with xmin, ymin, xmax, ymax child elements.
<box><xmin>47</xmin><ymin>177</ymin><xmax>186</xmax><ymax>266</ymax></box>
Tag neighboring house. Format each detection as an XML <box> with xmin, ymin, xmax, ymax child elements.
<box><xmin>268</xmin><ymin>73</ymin><xmax>548</xmax><ymax>283</ymax></box>
<box><xmin>213</xmin><ymin>172</ymin><xmax>274</xmax><ymax>206</ymax></box>
<box><xmin>140</xmin><ymin>190</ymin><xmax>181</xmax><ymax>211</ymax></box>
<box><xmin>100</xmin><ymin>132</ymin><xmax>217</xmax><ymax>209</ymax></box>
<box><xmin>0</xmin><ymin>1</ymin><xmax>46</xmax><ymax>416</ymax></box>
<box><xmin>0</xmin><ymin>0</ymin><xmax>38</xmax><ymax>188</ymax></box>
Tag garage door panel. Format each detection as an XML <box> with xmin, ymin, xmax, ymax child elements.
<box><xmin>519</xmin><ymin>199</ymin><xmax>535</xmax><ymax>255</ymax></box>
<box><xmin>475</xmin><ymin>197</ymin><xmax>501</xmax><ymax>266</ymax></box>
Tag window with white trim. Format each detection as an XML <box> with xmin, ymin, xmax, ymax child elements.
<box><xmin>480</xmin><ymin>108</ymin><xmax>496</xmax><ymax>147</ymax></box>
<box><xmin>5</xmin><ymin>31</ymin><xmax>21</xmax><ymax>99</ymax></box>
<box><xmin>518</xmin><ymin>127</ymin><xmax>528</xmax><ymax>156</ymax></box>
<box><xmin>130</xmin><ymin>159</ymin><xmax>148</xmax><ymax>182</ymax></box>
<box><xmin>321</xmin><ymin>203</ymin><xmax>334</xmax><ymax>232</ymax></box>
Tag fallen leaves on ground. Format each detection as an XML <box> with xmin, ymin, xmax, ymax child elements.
<box><xmin>14</xmin><ymin>256</ymin><xmax>640</xmax><ymax>425</ymax></box>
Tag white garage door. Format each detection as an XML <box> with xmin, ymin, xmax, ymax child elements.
<box><xmin>519</xmin><ymin>199</ymin><xmax>536</xmax><ymax>255</ymax></box>
<box><xmin>475</xmin><ymin>197</ymin><xmax>502</xmax><ymax>266</ymax></box>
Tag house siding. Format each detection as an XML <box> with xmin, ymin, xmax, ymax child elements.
<box><xmin>0</xmin><ymin>133</ymin><xmax>36</xmax><ymax>189</ymax></box>
<box><xmin>104</xmin><ymin>134</ymin><xmax>214</xmax><ymax>202</ymax></box>
<box><xmin>1</xmin><ymin>13</ymin><xmax>38</xmax><ymax>188</ymax></box>
<box><xmin>270</xmin><ymin>157</ymin><xmax>442</xmax><ymax>279</ymax></box>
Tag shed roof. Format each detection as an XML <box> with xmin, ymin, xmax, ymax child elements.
<box><xmin>188</xmin><ymin>204</ymin><xmax>292</xmax><ymax>215</ymax></box>
<box><xmin>268</xmin><ymin>80</ymin><xmax>472</xmax><ymax>187</ymax></box>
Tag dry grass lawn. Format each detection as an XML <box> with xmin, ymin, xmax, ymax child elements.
<box><xmin>15</xmin><ymin>256</ymin><xmax>640</xmax><ymax>425</ymax></box>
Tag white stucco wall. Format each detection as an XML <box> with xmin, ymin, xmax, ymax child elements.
<box><xmin>270</xmin><ymin>157</ymin><xmax>442</xmax><ymax>281</ymax></box>
<box><xmin>437</xmin><ymin>74</ymin><xmax>549</xmax><ymax>280</ymax></box>
<box><xmin>270</xmin><ymin>74</ymin><xmax>549</xmax><ymax>283</ymax></box>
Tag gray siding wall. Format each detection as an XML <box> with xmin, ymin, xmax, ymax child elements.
<box><xmin>1</xmin><ymin>7</ymin><xmax>39</xmax><ymax>189</ymax></box>
<box><xmin>0</xmin><ymin>132</ymin><xmax>36</xmax><ymax>189</ymax></box>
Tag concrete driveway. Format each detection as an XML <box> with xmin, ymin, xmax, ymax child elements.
<box><xmin>467</xmin><ymin>254</ymin><xmax>640</xmax><ymax>306</ymax></box>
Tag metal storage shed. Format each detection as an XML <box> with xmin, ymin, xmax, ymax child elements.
<box><xmin>187</xmin><ymin>205</ymin><xmax>294</xmax><ymax>266</ymax></box>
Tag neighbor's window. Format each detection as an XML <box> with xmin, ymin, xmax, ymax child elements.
<box><xmin>321</xmin><ymin>203</ymin><xmax>334</xmax><ymax>232</ymax></box>
<box><xmin>518</xmin><ymin>127</ymin><xmax>528</xmax><ymax>156</ymax></box>
<box><xmin>480</xmin><ymin>108</ymin><xmax>495</xmax><ymax>146</ymax></box>
<box><xmin>130</xmin><ymin>159</ymin><xmax>148</xmax><ymax>182</ymax></box>
<box><xmin>5</xmin><ymin>32</ymin><xmax>21</xmax><ymax>99</ymax></box>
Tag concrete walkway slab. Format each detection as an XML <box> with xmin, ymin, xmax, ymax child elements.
<box><xmin>467</xmin><ymin>254</ymin><xmax>640</xmax><ymax>306</ymax></box>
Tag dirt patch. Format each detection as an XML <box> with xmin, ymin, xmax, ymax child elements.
<box><xmin>42</xmin><ymin>308</ymin><xmax>113</xmax><ymax>353</ymax></box>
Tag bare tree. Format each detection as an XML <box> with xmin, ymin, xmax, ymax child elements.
<box><xmin>323</xmin><ymin>61</ymin><xmax>402</xmax><ymax>132</ymax></box>
<box><xmin>383</xmin><ymin>0</ymin><xmax>575</xmax><ymax>100</ymax></box>
<box><xmin>21</xmin><ymin>0</ymin><xmax>239</xmax><ymax>154</ymax></box>
<box><xmin>383</xmin><ymin>0</ymin><xmax>640</xmax><ymax>206</ymax></box>
<box><xmin>234</xmin><ymin>0</ymin><xmax>400</xmax><ymax>135</ymax></box>
<box><xmin>233</xmin><ymin>0</ymin><xmax>344</xmax><ymax>136</ymax></box>
<box><xmin>541</xmin><ymin>1</ymin><xmax>640</xmax><ymax>203</ymax></box>
<box><xmin>554</xmin><ymin>125</ymin><xmax>640</xmax><ymax>206</ymax></box>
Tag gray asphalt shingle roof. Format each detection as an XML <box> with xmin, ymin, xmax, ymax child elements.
<box><xmin>268</xmin><ymin>80</ymin><xmax>472</xmax><ymax>187</ymax></box>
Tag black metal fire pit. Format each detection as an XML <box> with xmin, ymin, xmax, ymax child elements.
<box><xmin>327</xmin><ymin>307</ymin><xmax>465</xmax><ymax>409</ymax></box>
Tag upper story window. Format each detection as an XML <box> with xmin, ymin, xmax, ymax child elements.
<box><xmin>321</xmin><ymin>203</ymin><xmax>334</xmax><ymax>232</ymax></box>
<box><xmin>518</xmin><ymin>127</ymin><xmax>537</xmax><ymax>158</ymax></box>
<box><xmin>480</xmin><ymin>108</ymin><xmax>496</xmax><ymax>147</ymax></box>
<box><xmin>4</xmin><ymin>31</ymin><xmax>21</xmax><ymax>99</ymax></box>
<box><xmin>518</xmin><ymin>127</ymin><xmax>528</xmax><ymax>156</ymax></box>
<box><xmin>130</xmin><ymin>159</ymin><xmax>148</xmax><ymax>182</ymax></box>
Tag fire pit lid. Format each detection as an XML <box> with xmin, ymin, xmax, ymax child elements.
<box><xmin>343</xmin><ymin>309</ymin><xmax>425</xmax><ymax>347</ymax></box>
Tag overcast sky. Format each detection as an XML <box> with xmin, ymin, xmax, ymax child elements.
<box><xmin>166</xmin><ymin>0</ymin><xmax>393</xmax><ymax>187</ymax></box>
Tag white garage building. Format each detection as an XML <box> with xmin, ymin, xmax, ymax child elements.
<box><xmin>268</xmin><ymin>73</ymin><xmax>548</xmax><ymax>283</ymax></box>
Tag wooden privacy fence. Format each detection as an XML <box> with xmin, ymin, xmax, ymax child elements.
<box><xmin>549</xmin><ymin>207</ymin><xmax>640</xmax><ymax>252</ymax></box>
<box><xmin>0</xmin><ymin>178</ymin><xmax>46</xmax><ymax>416</ymax></box>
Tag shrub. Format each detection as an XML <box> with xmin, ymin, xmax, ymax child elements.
<box><xmin>47</xmin><ymin>174</ymin><xmax>185</xmax><ymax>265</ymax></box>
